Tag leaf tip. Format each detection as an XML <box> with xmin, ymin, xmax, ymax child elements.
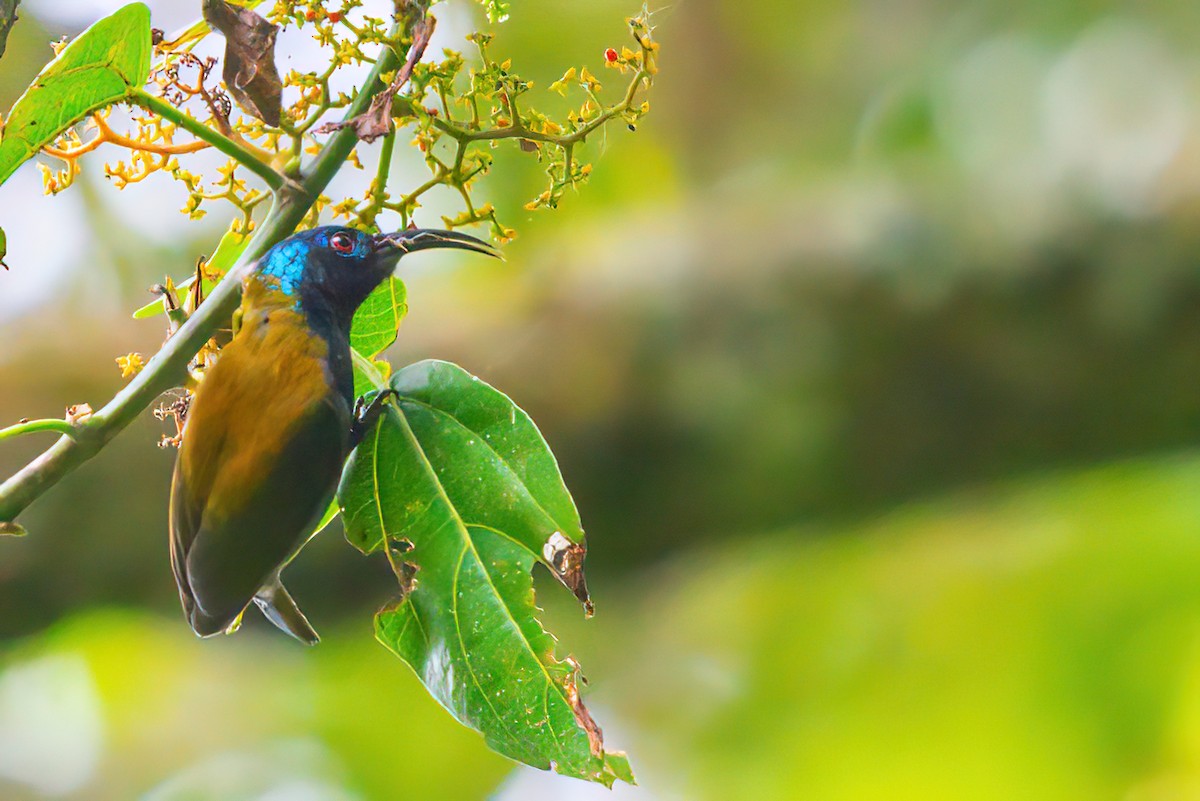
<box><xmin>543</xmin><ymin>531</ymin><xmax>593</xmax><ymax>615</ymax></box>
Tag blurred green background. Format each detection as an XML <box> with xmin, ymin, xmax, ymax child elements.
<box><xmin>3</xmin><ymin>0</ymin><xmax>1200</xmax><ymax>798</ymax></box>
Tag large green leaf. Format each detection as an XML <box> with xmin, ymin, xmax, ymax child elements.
<box><xmin>349</xmin><ymin>276</ymin><xmax>407</xmax><ymax>359</ymax></box>
<box><xmin>0</xmin><ymin>3</ymin><xmax>151</xmax><ymax>186</ymax></box>
<box><xmin>338</xmin><ymin>359</ymin><xmax>629</xmax><ymax>786</ymax></box>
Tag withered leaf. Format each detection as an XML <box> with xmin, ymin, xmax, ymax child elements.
<box><xmin>564</xmin><ymin>659</ymin><xmax>605</xmax><ymax>757</ymax></box>
<box><xmin>202</xmin><ymin>0</ymin><xmax>282</xmax><ymax>126</ymax></box>
<box><xmin>544</xmin><ymin>531</ymin><xmax>594</xmax><ymax>616</ymax></box>
<box><xmin>315</xmin><ymin>89</ymin><xmax>394</xmax><ymax>143</ymax></box>
<box><xmin>314</xmin><ymin>17</ymin><xmax>435</xmax><ymax>143</ymax></box>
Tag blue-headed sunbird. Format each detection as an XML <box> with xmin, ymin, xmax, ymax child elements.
<box><xmin>169</xmin><ymin>225</ymin><xmax>498</xmax><ymax>644</ymax></box>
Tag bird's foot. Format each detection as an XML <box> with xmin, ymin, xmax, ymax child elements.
<box><xmin>350</xmin><ymin>388</ymin><xmax>398</xmax><ymax>447</ymax></box>
<box><xmin>154</xmin><ymin>393</ymin><xmax>192</xmax><ymax>448</ymax></box>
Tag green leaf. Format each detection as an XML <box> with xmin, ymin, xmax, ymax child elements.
<box><xmin>338</xmin><ymin>359</ymin><xmax>628</xmax><ymax>786</ymax></box>
<box><xmin>0</xmin><ymin>3</ymin><xmax>152</xmax><ymax>187</ymax></box>
<box><xmin>349</xmin><ymin>276</ymin><xmax>407</xmax><ymax>359</ymax></box>
<box><xmin>133</xmin><ymin>224</ymin><xmax>250</xmax><ymax>318</ymax></box>
<box><xmin>350</xmin><ymin>348</ymin><xmax>390</xmax><ymax>401</ymax></box>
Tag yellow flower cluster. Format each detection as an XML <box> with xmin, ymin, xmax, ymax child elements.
<box><xmin>34</xmin><ymin>2</ymin><xmax>659</xmax><ymax>246</ymax></box>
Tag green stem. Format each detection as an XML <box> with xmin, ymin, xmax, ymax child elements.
<box><xmin>363</xmin><ymin>130</ymin><xmax>396</xmax><ymax>226</ymax></box>
<box><xmin>0</xmin><ymin>419</ymin><xmax>78</xmax><ymax>444</ymax></box>
<box><xmin>376</xmin><ymin>131</ymin><xmax>396</xmax><ymax>191</ymax></box>
<box><xmin>417</xmin><ymin>68</ymin><xmax>650</xmax><ymax>149</ymax></box>
<box><xmin>131</xmin><ymin>88</ymin><xmax>285</xmax><ymax>192</ymax></box>
<box><xmin>0</xmin><ymin>22</ymin><xmax>412</xmax><ymax>524</ymax></box>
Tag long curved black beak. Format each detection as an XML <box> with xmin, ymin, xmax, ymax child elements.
<box><xmin>372</xmin><ymin>228</ymin><xmax>502</xmax><ymax>260</ymax></box>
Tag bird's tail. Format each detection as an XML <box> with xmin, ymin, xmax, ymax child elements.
<box><xmin>253</xmin><ymin>579</ymin><xmax>320</xmax><ymax>645</ymax></box>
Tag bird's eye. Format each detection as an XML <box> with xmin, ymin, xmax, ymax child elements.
<box><xmin>329</xmin><ymin>232</ymin><xmax>355</xmax><ymax>254</ymax></box>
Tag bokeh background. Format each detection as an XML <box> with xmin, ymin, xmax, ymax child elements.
<box><xmin>3</xmin><ymin>0</ymin><xmax>1200</xmax><ymax>798</ymax></box>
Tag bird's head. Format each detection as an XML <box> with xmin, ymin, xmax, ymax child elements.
<box><xmin>254</xmin><ymin>225</ymin><xmax>499</xmax><ymax>322</ymax></box>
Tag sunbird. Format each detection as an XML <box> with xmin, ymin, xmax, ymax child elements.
<box><xmin>169</xmin><ymin>225</ymin><xmax>498</xmax><ymax>643</ymax></box>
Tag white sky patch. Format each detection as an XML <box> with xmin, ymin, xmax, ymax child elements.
<box><xmin>0</xmin><ymin>167</ymin><xmax>87</xmax><ymax>321</ymax></box>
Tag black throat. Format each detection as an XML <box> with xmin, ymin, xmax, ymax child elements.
<box><xmin>296</xmin><ymin>284</ymin><xmax>357</xmax><ymax>407</ymax></box>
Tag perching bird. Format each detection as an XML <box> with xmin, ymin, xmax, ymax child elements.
<box><xmin>169</xmin><ymin>225</ymin><xmax>498</xmax><ymax>643</ymax></box>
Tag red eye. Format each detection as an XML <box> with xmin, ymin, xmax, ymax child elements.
<box><xmin>330</xmin><ymin>232</ymin><xmax>355</xmax><ymax>253</ymax></box>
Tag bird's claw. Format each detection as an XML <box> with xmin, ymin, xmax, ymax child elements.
<box><xmin>350</xmin><ymin>388</ymin><xmax>397</xmax><ymax>447</ymax></box>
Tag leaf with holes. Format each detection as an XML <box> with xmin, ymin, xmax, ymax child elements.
<box><xmin>337</xmin><ymin>359</ymin><xmax>630</xmax><ymax>786</ymax></box>
<box><xmin>0</xmin><ymin>2</ymin><xmax>151</xmax><ymax>187</ymax></box>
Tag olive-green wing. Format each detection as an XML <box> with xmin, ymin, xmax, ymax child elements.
<box><xmin>170</xmin><ymin>393</ymin><xmax>349</xmax><ymax>638</ymax></box>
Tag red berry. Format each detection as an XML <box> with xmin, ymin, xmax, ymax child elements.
<box><xmin>304</xmin><ymin>10</ymin><xmax>316</xmax><ymax>20</ymax></box>
<box><xmin>604</xmin><ymin>48</ymin><xmax>619</xmax><ymax>63</ymax></box>
<box><xmin>328</xmin><ymin>10</ymin><xmax>343</xmax><ymax>22</ymax></box>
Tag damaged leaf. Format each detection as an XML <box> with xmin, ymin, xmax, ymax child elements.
<box><xmin>314</xmin><ymin>86</ymin><xmax>394</xmax><ymax>143</ymax></box>
<box><xmin>0</xmin><ymin>2</ymin><xmax>151</xmax><ymax>187</ymax></box>
<box><xmin>338</xmin><ymin>359</ymin><xmax>630</xmax><ymax>786</ymax></box>
<box><xmin>202</xmin><ymin>0</ymin><xmax>282</xmax><ymax>126</ymax></box>
<box><xmin>315</xmin><ymin>17</ymin><xmax>434</xmax><ymax>143</ymax></box>
<box><xmin>544</xmin><ymin>531</ymin><xmax>593</xmax><ymax>615</ymax></box>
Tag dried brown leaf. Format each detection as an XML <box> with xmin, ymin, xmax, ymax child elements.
<box><xmin>563</xmin><ymin>657</ymin><xmax>605</xmax><ymax>758</ymax></box>
<box><xmin>543</xmin><ymin>531</ymin><xmax>594</xmax><ymax>616</ymax></box>
<box><xmin>314</xmin><ymin>17</ymin><xmax>435</xmax><ymax>143</ymax></box>
<box><xmin>202</xmin><ymin>0</ymin><xmax>282</xmax><ymax>126</ymax></box>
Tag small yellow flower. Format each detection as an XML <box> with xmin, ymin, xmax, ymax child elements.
<box><xmin>579</xmin><ymin>66</ymin><xmax>602</xmax><ymax>92</ymax></box>
<box><xmin>116</xmin><ymin>353</ymin><xmax>145</xmax><ymax>379</ymax></box>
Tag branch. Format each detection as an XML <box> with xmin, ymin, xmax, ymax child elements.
<box><xmin>42</xmin><ymin>112</ymin><xmax>210</xmax><ymax>160</ymax></box>
<box><xmin>0</xmin><ymin>18</ymin><xmax>416</xmax><ymax>525</ymax></box>
<box><xmin>0</xmin><ymin>419</ymin><xmax>78</xmax><ymax>444</ymax></box>
<box><xmin>132</xmin><ymin>88</ymin><xmax>285</xmax><ymax>192</ymax></box>
<box><xmin>427</xmin><ymin>65</ymin><xmax>651</xmax><ymax>148</ymax></box>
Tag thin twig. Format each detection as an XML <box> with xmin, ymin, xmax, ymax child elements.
<box><xmin>0</xmin><ymin>419</ymin><xmax>78</xmax><ymax>444</ymax></box>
